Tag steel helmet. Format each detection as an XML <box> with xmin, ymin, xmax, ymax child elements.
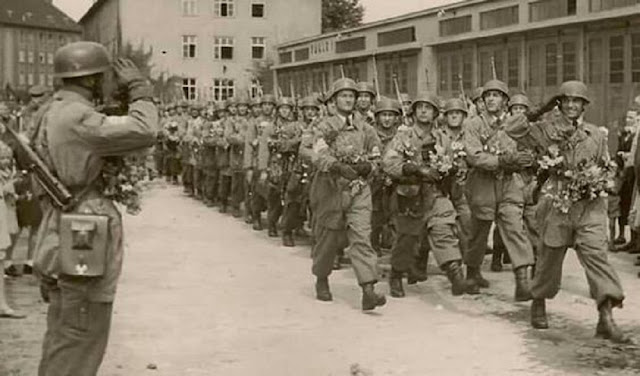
<box><xmin>472</xmin><ymin>87</ymin><xmax>484</xmax><ymax>102</ymax></box>
<box><xmin>277</xmin><ymin>97</ymin><xmax>296</xmax><ymax>109</ymax></box>
<box><xmin>558</xmin><ymin>80</ymin><xmax>590</xmax><ymax>103</ymax></box>
<box><xmin>508</xmin><ymin>93</ymin><xmax>531</xmax><ymax>110</ymax></box>
<box><xmin>399</xmin><ymin>93</ymin><xmax>412</xmax><ymax>104</ymax></box>
<box><xmin>356</xmin><ymin>81</ymin><xmax>376</xmax><ymax>97</ymax></box>
<box><xmin>299</xmin><ymin>95</ymin><xmax>320</xmax><ymax>109</ymax></box>
<box><xmin>482</xmin><ymin>79</ymin><xmax>509</xmax><ymax>99</ymax></box>
<box><xmin>411</xmin><ymin>92</ymin><xmax>440</xmax><ymax>114</ymax></box>
<box><xmin>443</xmin><ymin>98</ymin><xmax>468</xmax><ymax>115</ymax></box>
<box><xmin>214</xmin><ymin>101</ymin><xmax>227</xmax><ymax>112</ymax></box>
<box><xmin>374</xmin><ymin>97</ymin><xmax>401</xmax><ymax>115</ymax></box>
<box><xmin>235</xmin><ymin>95</ymin><xmax>249</xmax><ymax>106</ymax></box>
<box><xmin>329</xmin><ymin>78</ymin><xmax>358</xmax><ymax>100</ymax></box>
<box><xmin>28</xmin><ymin>85</ymin><xmax>48</xmax><ymax>97</ymax></box>
<box><xmin>225</xmin><ymin>97</ymin><xmax>238</xmax><ymax>108</ymax></box>
<box><xmin>260</xmin><ymin>94</ymin><xmax>276</xmax><ymax>105</ymax></box>
<box><xmin>250</xmin><ymin>97</ymin><xmax>262</xmax><ymax>107</ymax></box>
<box><xmin>54</xmin><ymin>41</ymin><xmax>111</xmax><ymax>78</ymax></box>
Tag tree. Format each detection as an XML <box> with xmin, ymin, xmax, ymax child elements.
<box><xmin>322</xmin><ymin>0</ymin><xmax>364</xmax><ymax>33</ymax></box>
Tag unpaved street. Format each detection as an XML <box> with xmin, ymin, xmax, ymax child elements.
<box><xmin>2</xmin><ymin>185</ymin><xmax>640</xmax><ymax>376</ymax></box>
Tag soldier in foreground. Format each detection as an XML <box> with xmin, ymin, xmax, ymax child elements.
<box><xmin>306</xmin><ymin>78</ymin><xmax>386</xmax><ymax>310</ymax></box>
<box><xmin>34</xmin><ymin>41</ymin><xmax>158</xmax><ymax>375</ymax></box>
<box><xmin>505</xmin><ymin>81</ymin><xmax>629</xmax><ymax>343</ymax></box>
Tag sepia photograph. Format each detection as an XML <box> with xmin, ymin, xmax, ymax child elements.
<box><xmin>1</xmin><ymin>0</ymin><xmax>640</xmax><ymax>375</ymax></box>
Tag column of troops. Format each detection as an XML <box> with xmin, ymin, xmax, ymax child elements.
<box><xmin>154</xmin><ymin>77</ymin><xmax>631</xmax><ymax>343</ymax></box>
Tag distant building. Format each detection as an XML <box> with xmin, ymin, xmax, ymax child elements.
<box><xmin>79</xmin><ymin>0</ymin><xmax>322</xmax><ymax>102</ymax></box>
<box><xmin>274</xmin><ymin>0</ymin><xmax>640</xmax><ymax>126</ymax></box>
<box><xmin>0</xmin><ymin>0</ymin><xmax>82</xmax><ymax>95</ymax></box>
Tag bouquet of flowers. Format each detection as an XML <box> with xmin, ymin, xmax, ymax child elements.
<box><xmin>540</xmin><ymin>153</ymin><xmax>617</xmax><ymax>214</ymax></box>
<box><xmin>101</xmin><ymin>156</ymin><xmax>144</xmax><ymax>215</ymax></box>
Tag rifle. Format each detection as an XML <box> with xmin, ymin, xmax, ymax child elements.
<box><xmin>491</xmin><ymin>56</ymin><xmax>497</xmax><ymax>80</ymax></box>
<box><xmin>339</xmin><ymin>65</ymin><xmax>345</xmax><ymax>79</ymax></box>
<box><xmin>4</xmin><ymin>127</ymin><xmax>74</xmax><ymax>211</ymax></box>
<box><xmin>372</xmin><ymin>55</ymin><xmax>381</xmax><ymax>101</ymax></box>
<box><xmin>393</xmin><ymin>73</ymin><xmax>409</xmax><ymax>125</ymax></box>
<box><xmin>458</xmin><ymin>74</ymin><xmax>468</xmax><ymax>111</ymax></box>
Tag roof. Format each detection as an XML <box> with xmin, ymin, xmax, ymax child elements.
<box><xmin>79</xmin><ymin>0</ymin><xmax>110</xmax><ymax>24</ymax></box>
<box><xmin>278</xmin><ymin>0</ymin><xmax>485</xmax><ymax>49</ymax></box>
<box><xmin>0</xmin><ymin>0</ymin><xmax>82</xmax><ymax>33</ymax></box>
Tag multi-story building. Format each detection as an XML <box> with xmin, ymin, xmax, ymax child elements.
<box><xmin>274</xmin><ymin>0</ymin><xmax>640</xmax><ymax>126</ymax></box>
<box><xmin>79</xmin><ymin>0</ymin><xmax>322</xmax><ymax>102</ymax></box>
<box><xmin>0</xmin><ymin>0</ymin><xmax>82</xmax><ymax>95</ymax></box>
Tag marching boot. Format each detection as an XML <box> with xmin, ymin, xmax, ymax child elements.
<box><xmin>444</xmin><ymin>260</ymin><xmax>469</xmax><ymax>296</ymax></box>
<box><xmin>332</xmin><ymin>256</ymin><xmax>342</xmax><ymax>270</ymax></box>
<box><xmin>282</xmin><ymin>232</ymin><xmax>295</xmax><ymax>247</ymax></box>
<box><xmin>613</xmin><ymin>230</ymin><xmax>637</xmax><ymax>253</ymax></box>
<box><xmin>596</xmin><ymin>299</ymin><xmax>630</xmax><ymax>343</ymax></box>
<box><xmin>466</xmin><ymin>266</ymin><xmax>490</xmax><ymax>288</ymax></box>
<box><xmin>490</xmin><ymin>248</ymin><xmax>503</xmax><ymax>272</ymax></box>
<box><xmin>268</xmin><ymin>224</ymin><xmax>278</xmax><ymax>237</ymax></box>
<box><xmin>220</xmin><ymin>201</ymin><xmax>228</xmax><ymax>214</ymax></box>
<box><xmin>252</xmin><ymin>216</ymin><xmax>263</xmax><ymax>231</ymax></box>
<box><xmin>408</xmin><ymin>250</ymin><xmax>429</xmax><ymax>285</ymax></box>
<box><xmin>514</xmin><ymin>266</ymin><xmax>533</xmax><ymax>302</ymax></box>
<box><xmin>389</xmin><ymin>269</ymin><xmax>405</xmax><ymax>298</ymax></box>
<box><xmin>315</xmin><ymin>277</ymin><xmax>332</xmax><ymax>302</ymax></box>
<box><xmin>531</xmin><ymin>298</ymin><xmax>549</xmax><ymax>329</ymax></box>
<box><xmin>361</xmin><ymin>282</ymin><xmax>386</xmax><ymax>311</ymax></box>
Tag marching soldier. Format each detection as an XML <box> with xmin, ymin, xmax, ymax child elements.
<box><xmin>250</xmin><ymin>95</ymin><xmax>278</xmax><ymax>228</ymax></box>
<box><xmin>226</xmin><ymin>96</ymin><xmax>251</xmax><ymax>217</ymax></box>
<box><xmin>201</xmin><ymin>114</ymin><xmax>218</xmax><ymax>207</ymax></box>
<box><xmin>441</xmin><ymin>98</ymin><xmax>471</xmax><ymax>257</ymax></box>
<box><xmin>504</xmin><ymin>80</ymin><xmax>629</xmax><ymax>343</ymax></box>
<box><xmin>217</xmin><ymin>99</ymin><xmax>234</xmax><ymax>212</ymax></box>
<box><xmin>370</xmin><ymin>97</ymin><xmax>401</xmax><ymax>256</ymax></box>
<box><xmin>355</xmin><ymin>82</ymin><xmax>376</xmax><ymax>126</ymax></box>
<box><xmin>242</xmin><ymin>97</ymin><xmax>263</xmax><ymax>223</ymax></box>
<box><xmin>305</xmin><ymin>78</ymin><xmax>386</xmax><ymax>311</ymax></box>
<box><xmin>462</xmin><ymin>79</ymin><xmax>535</xmax><ymax>300</ymax></box>
<box><xmin>35</xmin><ymin>41</ymin><xmax>158</xmax><ymax>375</ymax></box>
<box><xmin>383</xmin><ymin>93</ymin><xmax>470</xmax><ymax>297</ymax></box>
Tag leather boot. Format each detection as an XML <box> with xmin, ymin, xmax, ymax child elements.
<box><xmin>332</xmin><ymin>256</ymin><xmax>342</xmax><ymax>270</ymax></box>
<box><xmin>361</xmin><ymin>282</ymin><xmax>386</xmax><ymax>311</ymax></box>
<box><xmin>268</xmin><ymin>224</ymin><xmax>278</xmax><ymax>237</ymax></box>
<box><xmin>444</xmin><ymin>261</ymin><xmax>468</xmax><ymax>296</ymax></box>
<box><xmin>596</xmin><ymin>299</ymin><xmax>630</xmax><ymax>343</ymax></box>
<box><xmin>315</xmin><ymin>278</ymin><xmax>332</xmax><ymax>302</ymax></box>
<box><xmin>531</xmin><ymin>298</ymin><xmax>549</xmax><ymax>329</ymax></box>
<box><xmin>389</xmin><ymin>269</ymin><xmax>405</xmax><ymax>298</ymax></box>
<box><xmin>282</xmin><ymin>232</ymin><xmax>295</xmax><ymax>247</ymax></box>
<box><xmin>514</xmin><ymin>266</ymin><xmax>533</xmax><ymax>302</ymax></box>
<box><xmin>613</xmin><ymin>230</ymin><xmax>637</xmax><ymax>253</ymax></box>
<box><xmin>252</xmin><ymin>217</ymin><xmax>263</xmax><ymax>231</ymax></box>
<box><xmin>220</xmin><ymin>202</ymin><xmax>228</xmax><ymax>214</ymax></box>
<box><xmin>408</xmin><ymin>250</ymin><xmax>429</xmax><ymax>285</ymax></box>
<box><xmin>466</xmin><ymin>266</ymin><xmax>490</xmax><ymax>288</ymax></box>
<box><xmin>490</xmin><ymin>250</ymin><xmax>503</xmax><ymax>272</ymax></box>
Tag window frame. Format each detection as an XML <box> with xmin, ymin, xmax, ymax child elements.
<box><xmin>251</xmin><ymin>2</ymin><xmax>265</xmax><ymax>18</ymax></box>
<box><xmin>214</xmin><ymin>0</ymin><xmax>235</xmax><ymax>17</ymax></box>
<box><xmin>182</xmin><ymin>77</ymin><xmax>197</xmax><ymax>100</ymax></box>
<box><xmin>251</xmin><ymin>36</ymin><xmax>266</xmax><ymax>60</ymax></box>
<box><xmin>182</xmin><ymin>0</ymin><xmax>198</xmax><ymax>16</ymax></box>
<box><xmin>214</xmin><ymin>36</ymin><xmax>234</xmax><ymax>60</ymax></box>
<box><xmin>182</xmin><ymin>35</ymin><xmax>197</xmax><ymax>59</ymax></box>
<box><xmin>213</xmin><ymin>78</ymin><xmax>235</xmax><ymax>100</ymax></box>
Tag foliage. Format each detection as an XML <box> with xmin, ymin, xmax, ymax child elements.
<box><xmin>322</xmin><ymin>0</ymin><xmax>364</xmax><ymax>33</ymax></box>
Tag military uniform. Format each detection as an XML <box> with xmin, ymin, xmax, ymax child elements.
<box><xmin>35</xmin><ymin>43</ymin><xmax>158</xmax><ymax>375</ymax></box>
<box><xmin>225</xmin><ymin>111</ymin><xmax>250</xmax><ymax>217</ymax></box>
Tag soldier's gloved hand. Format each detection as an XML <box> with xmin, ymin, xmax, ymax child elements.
<box><xmin>402</xmin><ymin>163</ymin><xmax>420</xmax><ymax>176</ymax></box>
<box><xmin>329</xmin><ymin>162</ymin><xmax>358</xmax><ymax>181</ymax></box>
<box><xmin>113</xmin><ymin>58</ymin><xmax>153</xmax><ymax>102</ymax></box>
<box><xmin>418</xmin><ymin>166</ymin><xmax>441</xmax><ymax>183</ymax></box>
<box><xmin>353</xmin><ymin>161</ymin><xmax>372</xmax><ymax>177</ymax></box>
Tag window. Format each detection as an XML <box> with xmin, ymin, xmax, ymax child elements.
<box><xmin>213</xmin><ymin>78</ymin><xmax>234</xmax><ymax>100</ymax></box>
<box><xmin>182</xmin><ymin>35</ymin><xmax>197</xmax><ymax>58</ymax></box>
<box><xmin>279</xmin><ymin>51</ymin><xmax>292</xmax><ymax>64</ymax></box>
<box><xmin>251</xmin><ymin>3</ymin><xmax>264</xmax><ymax>17</ymax></box>
<box><xmin>439</xmin><ymin>16</ymin><xmax>472</xmax><ymax>37</ymax></box>
<box><xmin>633</xmin><ymin>33</ymin><xmax>640</xmax><ymax>82</ymax></box>
<box><xmin>214</xmin><ymin>0</ymin><xmax>234</xmax><ymax>17</ymax></box>
<box><xmin>47</xmin><ymin>75</ymin><xmax>53</xmax><ymax>87</ymax></box>
<box><xmin>28</xmin><ymin>73</ymin><xmax>34</xmax><ymax>85</ymax></box>
<box><xmin>609</xmin><ymin>35</ymin><xmax>625</xmax><ymax>83</ymax></box>
<box><xmin>182</xmin><ymin>0</ymin><xmax>197</xmax><ymax>16</ymax></box>
<box><xmin>590</xmin><ymin>0</ymin><xmax>640</xmax><ymax>12</ymax></box>
<box><xmin>479</xmin><ymin>50</ymin><xmax>503</xmax><ymax>85</ymax></box>
<box><xmin>562</xmin><ymin>42</ymin><xmax>577</xmax><ymax>81</ymax></box>
<box><xmin>377</xmin><ymin>27</ymin><xmax>416</xmax><ymax>47</ymax></box>
<box><xmin>251</xmin><ymin>37</ymin><xmax>265</xmax><ymax>59</ymax></box>
<box><xmin>250</xmin><ymin>80</ymin><xmax>261</xmax><ymax>98</ymax></box>
<box><xmin>462</xmin><ymin>52</ymin><xmax>473</xmax><ymax>90</ymax></box>
<box><xmin>530</xmin><ymin>0</ymin><xmax>576</xmax><ymax>22</ymax></box>
<box><xmin>450</xmin><ymin>55</ymin><xmax>459</xmax><ymax>93</ymax></box>
<box><xmin>529</xmin><ymin>44</ymin><xmax>543</xmax><ymax>86</ymax></box>
<box><xmin>545</xmin><ymin>43</ymin><xmax>558</xmax><ymax>86</ymax></box>
<box><xmin>39</xmin><ymin>73</ymin><xmax>46</xmax><ymax>85</ymax></box>
<box><xmin>19</xmin><ymin>73</ymin><xmax>25</xmax><ymax>86</ymax></box>
<box><xmin>294</xmin><ymin>48</ymin><xmax>309</xmax><ymax>62</ymax></box>
<box><xmin>18</xmin><ymin>50</ymin><xmax>25</xmax><ymax>63</ymax></box>
<box><xmin>507</xmin><ymin>47</ymin><xmax>519</xmax><ymax>88</ymax></box>
<box><xmin>28</xmin><ymin>51</ymin><xmax>34</xmax><ymax>63</ymax></box>
<box><xmin>480</xmin><ymin>5</ymin><xmax>519</xmax><ymax>30</ymax></box>
<box><xmin>214</xmin><ymin>36</ymin><xmax>234</xmax><ymax>60</ymax></box>
<box><xmin>588</xmin><ymin>38</ymin><xmax>603</xmax><ymax>84</ymax></box>
<box><xmin>383</xmin><ymin>61</ymin><xmax>408</xmax><ymax>95</ymax></box>
<box><xmin>182</xmin><ymin>78</ymin><xmax>197</xmax><ymax>100</ymax></box>
<box><xmin>47</xmin><ymin>52</ymin><xmax>53</xmax><ymax>65</ymax></box>
<box><xmin>39</xmin><ymin>52</ymin><xmax>46</xmax><ymax>64</ymax></box>
<box><xmin>335</xmin><ymin>37</ymin><xmax>366</xmax><ymax>53</ymax></box>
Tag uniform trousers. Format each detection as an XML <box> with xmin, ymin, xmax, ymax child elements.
<box><xmin>218</xmin><ymin>172</ymin><xmax>232</xmax><ymax>205</ymax></box>
<box><xmin>531</xmin><ymin>198</ymin><xmax>624</xmax><ymax>307</ymax></box>
<box><xmin>230</xmin><ymin>170</ymin><xmax>245</xmax><ymax>211</ymax></box>
<box><xmin>204</xmin><ymin>168</ymin><xmax>219</xmax><ymax>202</ymax></box>
<box><xmin>182</xmin><ymin>163</ymin><xmax>194</xmax><ymax>191</ymax></box>
<box><xmin>465</xmin><ymin>202</ymin><xmax>534</xmax><ymax>269</ymax></box>
<box><xmin>312</xmin><ymin>186</ymin><xmax>378</xmax><ymax>284</ymax></box>
<box><xmin>392</xmin><ymin>196</ymin><xmax>461</xmax><ymax>271</ymax></box>
<box><xmin>267</xmin><ymin>185</ymin><xmax>283</xmax><ymax>228</ymax></box>
<box><xmin>38</xmin><ymin>283</ymin><xmax>113</xmax><ymax>376</ymax></box>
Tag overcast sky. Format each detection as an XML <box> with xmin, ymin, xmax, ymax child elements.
<box><xmin>54</xmin><ymin>0</ymin><xmax>457</xmax><ymax>22</ymax></box>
